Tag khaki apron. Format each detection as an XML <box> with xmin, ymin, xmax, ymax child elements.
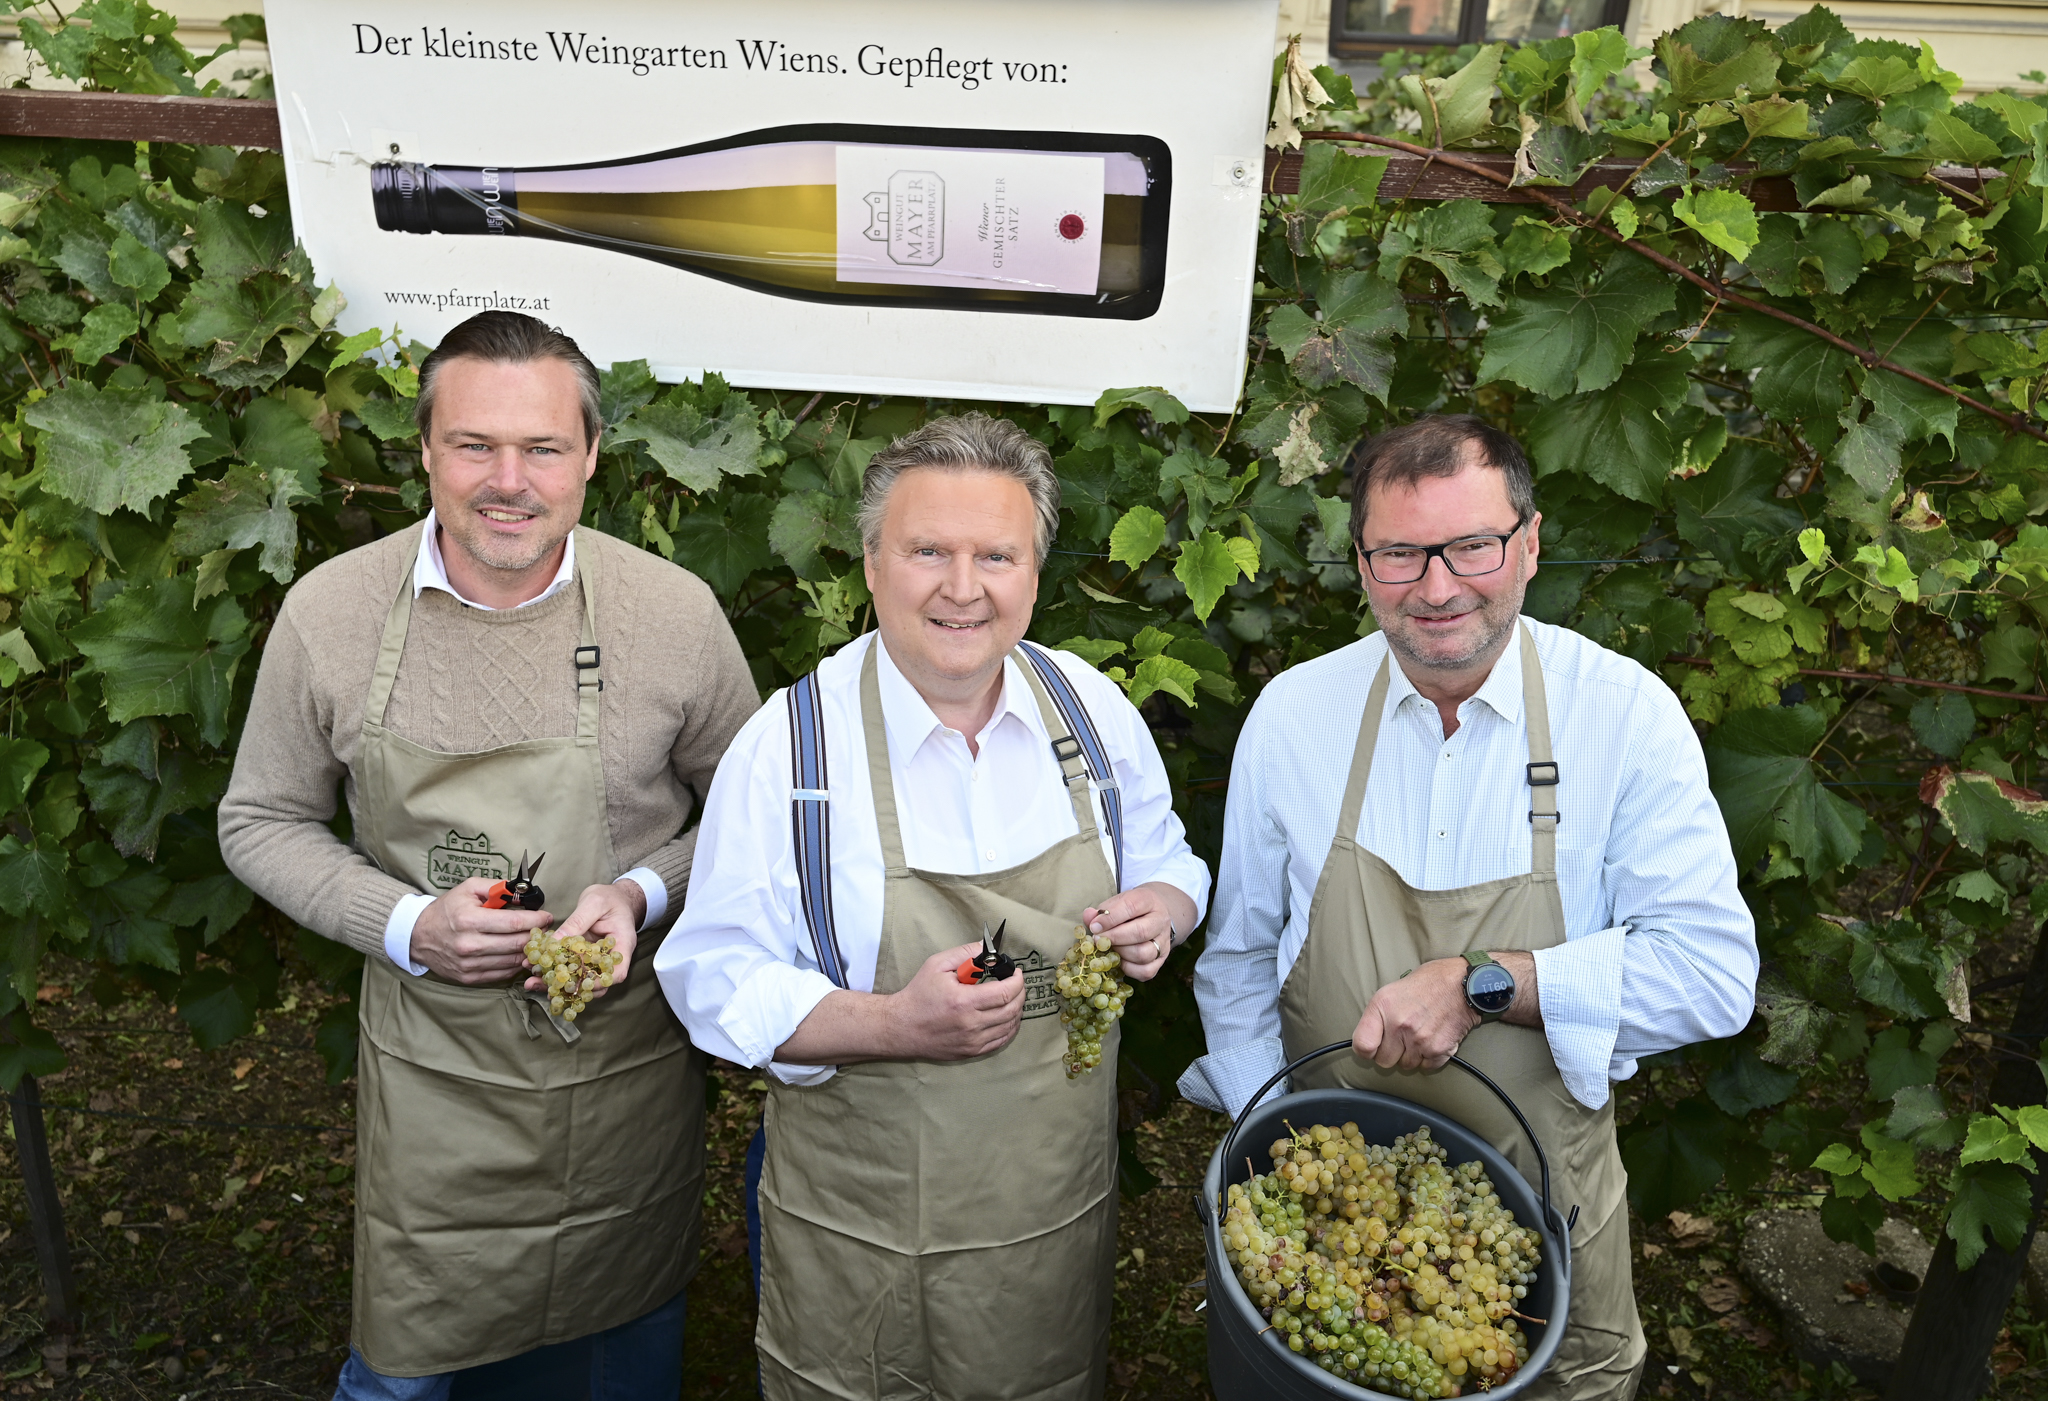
<box><xmin>350</xmin><ymin>529</ymin><xmax>705</xmax><ymax>1376</ymax></box>
<box><xmin>757</xmin><ymin>643</ymin><xmax>1121</xmax><ymax>1401</ymax></box>
<box><xmin>1278</xmin><ymin>626</ymin><xmax>1647</xmax><ymax>1401</ymax></box>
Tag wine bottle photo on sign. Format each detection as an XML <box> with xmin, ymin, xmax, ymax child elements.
<box><xmin>371</xmin><ymin>123</ymin><xmax>1172</xmax><ymax>319</ymax></box>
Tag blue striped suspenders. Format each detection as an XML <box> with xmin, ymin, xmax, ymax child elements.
<box><xmin>1017</xmin><ymin>642</ymin><xmax>1126</xmax><ymax>892</ymax></box>
<box><xmin>784</xmin><ymin>645</ymin><xmax>1126</xmax><ymax>989</ymax></box>
<box><xmin>786</xmin><ymin>672</ymin><xmax>851</xmax><ymax>989</ymax></box>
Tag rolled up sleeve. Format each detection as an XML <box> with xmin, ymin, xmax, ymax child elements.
<box><xmin>652</xmin><ymin>700</ymin><xmax>842</xmax><ymax>1086</ymax></box>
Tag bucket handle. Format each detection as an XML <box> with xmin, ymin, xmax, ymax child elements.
<box><xmin>1217</xmin><ymin>1041</ymin><xmax>1564</xmax><ymax>1242</ymax></box>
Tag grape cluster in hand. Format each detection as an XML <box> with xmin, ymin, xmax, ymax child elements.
<box><xmin>524</xmin><ymin>929</ymin><xmax>619</xmax><ymax>1021</ymax></box>
<box><xmin>1055</xmin><ymin>925</ymin><xmax>1131</xmax><ymax>1077</ymax></box>
<box><xmin>1220</xmin><ymin>1123</ymin><xmax>1541</xmax><ymax>1397</ymax></box>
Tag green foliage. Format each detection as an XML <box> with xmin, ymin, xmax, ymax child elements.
<box><xmin>2</xmin><ymin>10</ymin><xmax>2046</xmax><ymax>1280</ymax></box>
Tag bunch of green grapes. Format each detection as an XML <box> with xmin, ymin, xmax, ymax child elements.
<box><xmin>1219</xmin><ymin>1122</ymin><xmax>1538</xmax><ymax>1396</ymax></box>
<box><xmin>523</xmin><ymin>929</ymin><xmax>619</xmax><ymax>1021</ymax></box>
<box><xmin>1054</xmin><ymin>925</ymin><xmax>1130</xmax><ymax>1077</ymax></box>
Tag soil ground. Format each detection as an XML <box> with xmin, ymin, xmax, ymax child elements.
<box><xmin>0</xmin><ymin>962</ymin><xmax>2042</xmax><ymax>1399</ymax></box>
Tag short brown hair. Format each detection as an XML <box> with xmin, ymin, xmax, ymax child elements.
<box><xmin>1346</xmin><ymin>415</ymin><xmax>1535</xmax><ymax>554</ymax></box>
<box><xmin>858</xmin><ymin>413</ymin><xmax>1060</xmax><ymax>562</ymax></box>
<box><xmin>414</xmin><ymin>311</ymin><xmax>602</xmax><ymax>446</ymax></box>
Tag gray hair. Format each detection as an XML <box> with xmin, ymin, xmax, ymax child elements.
<box><xmin>858</xmin><ymin>413</ymin><xmax>1060</xmax><ymax>561</ymax></box>
<box><xmin>415</xmin><ymin>310</ymin><xmax>603</xmax><ymax>447</ymax></box>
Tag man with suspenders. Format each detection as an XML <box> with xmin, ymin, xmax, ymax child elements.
<box><xmin>1184</xmin><ymin>416</ymin><xmax>1757</xmax><ymax>1400</ymax></box>
<box><xmin>656</xmin><ymin>413</ymin><xmax>1211</xmax><ymax>1401</ymax></box>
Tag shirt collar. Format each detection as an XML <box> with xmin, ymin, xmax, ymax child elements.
<box><xmin>414</xmin><ymin>509</ymin><xmax>576</xmax><ymax>611</ymax></box>
<box><xmin>1380</xmin><ymin>620</ymin><xmax>1528</xmax><ymax>728</ymax></box>
<box><xmin>872</xmin><ymin>634</ymin><xmax>1045</xmax><ymax>764</ymax></box>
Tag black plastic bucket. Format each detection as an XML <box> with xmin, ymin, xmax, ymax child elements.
<box><xmin>1198</xmin><ymin>1044</ymin><xmax>1573</xmax><ymax>1401</ymax></box>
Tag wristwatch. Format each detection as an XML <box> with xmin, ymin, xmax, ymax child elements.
<box><xmin>1462</xmin><ymin>951</ymin><xmax>1515</xmax><ymax>1024</ymax></box>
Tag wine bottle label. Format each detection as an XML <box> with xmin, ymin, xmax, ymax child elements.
<box><xmin>835</xmin><ymin>146</ymin><xmax>1105</xmax><ymax>296</ymax></box>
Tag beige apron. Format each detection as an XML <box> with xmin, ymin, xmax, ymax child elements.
<box><xmin>757</xmin><ymin>643</ymin><xmax>1121</xmax><ymax>1401</ymax></box>
<box><xmin>1278</xmin><ymin>626</ymin><xmax>1647</xmax><ymax>1401</ymax></box>
<box><xmin>350</xmin><ymin>528</ymin><xmax>705</xmax><ymax>1376</ymax></box>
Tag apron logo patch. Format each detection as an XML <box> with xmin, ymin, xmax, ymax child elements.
<box><xmin>425</xmin><ymin>830</ymin><xmax>511</xmax><ymax>890</ymax></box>
<box><xmin>1020</xmin><ymin>950</ymin><xmax>1061</xmax><ymax>1021</ymax></box>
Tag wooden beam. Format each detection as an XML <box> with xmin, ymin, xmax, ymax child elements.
<box><xmin>1262</xmin><ymin>139</ymin><xmax>1992</xmax><ymax>211</ymax></box>
<box><xmin>0</xmin><ymin>90</ymin><xmax>281</xmax><ymax>148</ymax></box>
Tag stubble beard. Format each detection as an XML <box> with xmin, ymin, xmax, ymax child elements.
<box><xmin>446</xmin><ymin>489</ymin><xmax>561</xmax><ymax>575</ymax></box>
<box><xmin>1376</xmin><ymin>580</ymin><xmax>1526</xmax><ymax>674</ymax></box>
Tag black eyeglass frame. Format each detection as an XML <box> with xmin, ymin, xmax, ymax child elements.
<box><xmin>1360</xmin><ymin>518</ymin><xmax>1529</xmax><ymax>586</ymax></box>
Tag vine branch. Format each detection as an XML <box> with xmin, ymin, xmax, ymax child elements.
<box><xmin>1318</xmin><ymin>131</ymin><xmax>2048</xmax><ymax>447</ymax></box>
<box><xmin>1664</xmin><ymin>654</ymin><xmax>2048</xmax><ymax>705</ymax></box>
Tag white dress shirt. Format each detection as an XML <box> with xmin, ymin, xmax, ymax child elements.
<box><xmin>380</xmin><ymin>512</ymin><xmax>665</xmax><ymax>972</ymax></box>
<box><xmin>655</xmin><ymin>631</ymin><xmax>1212</xmax><ymax>1085</ymax></box>
<box><xmin>1183</xmin><ymin>617</ymin><xmax>1756</xmax><ymax>1115</ymax></box>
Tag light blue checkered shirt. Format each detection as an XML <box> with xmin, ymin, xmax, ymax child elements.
<box><xmin>1181</xmin><ymin>617</ymin><xmax>1757</xmax><ymax>1116</ymax></box>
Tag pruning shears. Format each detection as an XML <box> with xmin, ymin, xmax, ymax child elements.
<box><xmin>483</xmin><ymin>851</ymin><xmax>547</xmax><ymax>911</ymax></box>
<box><xmin>955</xmin><ymin>921</ymin><xmax>1018</xmax><ymax>985</ymax></box>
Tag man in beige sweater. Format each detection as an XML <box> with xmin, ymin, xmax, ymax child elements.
<box><xmin>218</xmin><ymin>311</ymin><xmax>758</xmax><ymax>1400</ymax></box>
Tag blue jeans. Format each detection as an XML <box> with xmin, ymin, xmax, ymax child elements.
<box><xmin>333</xmin><ymin>1287</ymin><xmax>687</xmax><ymax>1401</ymax></box>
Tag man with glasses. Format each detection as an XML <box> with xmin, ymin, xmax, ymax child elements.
<box><xmin>1182</xmin><ymin>414</ymin><xmax>1756</xmax><ymax>1400</ymax></box>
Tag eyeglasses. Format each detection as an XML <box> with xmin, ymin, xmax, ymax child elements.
<box><xmin>1361</xmin><ymin>521</ymin><xmax>1527</xmax><ymax>585</ymax></box>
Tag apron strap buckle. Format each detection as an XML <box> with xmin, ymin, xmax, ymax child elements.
<box><xmin>575</xmin><ymin>644</ymin><xmax>604</xmax><ymax>691</ymax></box>
<box><xmin>1050</xmin><ymin>734</ymin><xmax>1089</xmax><ymax>786</ymax></box>
<box><xmin>1526</xmin><ymin>761</ymin><xmax>1559</xmax><ymax>787</ymax></box>
<box><xmin>1527</xmin><ymin>808</ymin><xmax>1562</xmax><ymax>825</ymax></box>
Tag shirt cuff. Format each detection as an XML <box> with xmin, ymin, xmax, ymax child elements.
<box><xmin>617</xmin><ymin>867</ymin><xmax>666</xmax><ymax>931</ymax></box>
<box><xmin>1532</xmin><ymin>926</ymin><xmax>1628</xmax><ymax>1111</ymax></box>
<box><xmin>1177</xmin><ymin>1037</ymin><xmax>1288</xmax><ymax>1118</ymax></box>
<box><xmin>382</xmin><ymin>893</ymin><xmax>435</xmax><ymax>975</ymax></box>
<box><xmin>717</xmin><ymin>959</ymin><xmax>842</xmax><ymax>1085</ymax></box>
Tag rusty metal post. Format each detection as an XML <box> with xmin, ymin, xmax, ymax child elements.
<box><xmin>6</xmin><ymin>1075</ymin><xmax>76</xmax><ymax>1326</ymax></box>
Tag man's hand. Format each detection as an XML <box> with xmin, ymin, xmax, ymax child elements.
<box><xmin>774</xmin><ymin>941</ymin><xmax>1026</xmax><ymax>1066</ymax></box>
<box><xmin>526</xmin><ymin>880</ymin><xmax>646</xmax><ymax>1000</ymax></box>
<box><xmin>1353</xmin><ymin>952</ymin><xmax>1541</xmax><ymax>1072</ymax></box>
<box><xmin>884</xmin><ymin>942</ymin><xmax>1027</xmax><ymax>1060</ymax></box>
<box><xmin>409</xmin><ymin>877</ymin><xmax>553</xmax><ymax>985</ymax></box>
<box><xmin>1084</xmin><ymin>881</ymin><xmax>1200</xmax><ymax>983</ymax></box>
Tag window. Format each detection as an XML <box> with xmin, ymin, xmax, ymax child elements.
<box><xmin>1331</xmin><ymin>0</ymin><xmax>1631</xmax><ymax>56</ymax></box>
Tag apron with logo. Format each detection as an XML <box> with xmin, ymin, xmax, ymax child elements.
<box><xmin>350</xmin><ymin>528</ymin><xmax>704</xmax><ymax>1376</ymax></box>
<box><xmin>757</xmin><ymin>642</ymin><xmax>1121</xmax><ymax>1401</ymax></box>
<box><xmin>1278</xmin><ymin>626</ymin><xmax>1647</xmax><ymax>1401</ymax></box>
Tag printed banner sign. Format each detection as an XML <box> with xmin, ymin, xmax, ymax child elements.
<box><xmin>265</xmin><ymin>0</ymin><xmax>1279</xmax><ymax>410</ymax></box>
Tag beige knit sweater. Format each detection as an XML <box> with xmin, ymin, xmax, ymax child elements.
<box><xmin>218</xmin><ymin>521</ymin><xmax>761</xmax><ymax>959</ymax></box>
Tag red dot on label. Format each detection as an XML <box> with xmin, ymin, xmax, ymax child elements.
<box><xmin>1058</xmin><ymin>214</ymin><xmax>1086</xmax><ymax>241</ymax></box>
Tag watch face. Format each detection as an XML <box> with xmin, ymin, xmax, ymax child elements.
<box><xmin>1467</xmin><ymin>963</ymin><xmax>1515</xmax><ymax>1015</ymax></box>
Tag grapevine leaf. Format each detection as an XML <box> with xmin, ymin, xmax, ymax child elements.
<box><xmin>1832</xmin><ymin>402</ymin><xmax>1907</xmax><ymax>499</ymax></box>
<box><xmin>1865</xmin><ymin>1025</ymin><xmax>1939</xmax><ymax>1101</ymax></box>
<box><xmin>179</xmin><ymin>268</ymin><xmax>320</xmax><ymax>377</ymax></box>
<box><xmin>1239</xmin><ymin>475</ymin><xmax>1316</xmax><ymax>573</ymax></box>
<box><xmin>1314</xmin><ymin>496</ymin><xmax>1352</xmax><ymax>551</ymax></box>
<box><xmin>1847</xmin><ymin>924</ymin><xmax>1949</xmax><ymax>1021</ymax></box>
<box><xmin>1907</xmin><ymin>691</ymin><xmax>1974</xmax><ymax>758</ymax></box>
<box><xmin>1673</xmin><ymin>442</ymin><xmax>1804</xmax><ymax>569</ymax></box>
<box><xmin>1271</xmin><ymin>405</ymin><xmax>1329</xmax><ymax>487</ymax></box>
<box><xmin>1398</xmin><ymin>43</ymin><xmax>1506</xmax><ymax>148</ymax></box>
<box><xmin>189</xmin><ymin>199</ymin><xmax>293</xmax><ymax>280</ymax></box>
<box><xmin>1377</xmin><ymin>200</ymin><xmax>1505</xmax><ymax>308</ymax></box>
<box><xmin>82</xmin><ymin>870</ymin><xmax>177</xmax><ymax>972</ymax></box>
<box><xmin>169</xmin><ymin>466</ymin><xmax>311</xmax><ymax>583</ymax></box>
<box><xmin>0</xmin><ymin>837</ymin><xmax>70</xmax><ymax>919</ymax></box>
<box><xmin>1569</xmin><ymin>28</ymin><xmax>1647</xmax><ymax>121</ymax></box>
<box><xmin>1673</xmin><ymin>189</ymin><xmax>1761</xmax><ymax>260</ymax></box>
<box><xmin>1814</xmin><ymin>39</ymin><xmax>1926</xmax><ymax>102</ymax></box>
<box><xmin>1622</xmin><ymin>1096</ymin><xmax>1731</xmax><ymax>1217</ymax></box>
<box><xmin>156</xmin><ymin>873</ymin><xmax>254</xmax><ymax>945</ymax></box>
<box><xmin>1703</xmin><ymin>704</ymin><xmax>1868</xmax><ymax>871</ymax></box>
<box><xmin>0</xmin><ymin>1017</ymin><xmax>64</xmax><ymax>1093</ymax></box>
<box><xmin>1273</xmin><ymin>272</ymin><xmax>1406</xmax><ymax>396</ymax></box>
<box><xmin>1294</xmin><ymin>143</ymin><xmax>1387</xmax><ymax>213</ymax></box>
<box><xmin>236</xmin><ymin>395</ymin><xmax>328</xmax><ymax>498</ymax></box>
<box><xmin>0</xmin><ymin>739</ymin><xmax>50</xmax><ymax>814</ymax></box>
<box><xmin>1500</xmin><ymin>219</ymin><xmax>1572</xmax><ymax>279</ymax></box>
<box><xmin>1127</xmin><ymin>654</ymin><xmax>1202</xmax><ymax>709</ymax></box>
<box><xmin>1725</xmin><ymin>314</ymin><xmax>1856</xmax><ymax>423</ymax></box>
<box><xmin>1052</xmin><ymin>637</ymin><xmax>1126</xmax><ymax>668</ymax></box>
<box><xmin>79</xmin><ymin>750</ymin><xmax>231</xmax><ymax>861</ymax></box>
<box><xmin>1747</xmin><ymin>215</ymin><xmax>1865</xmax><ymax>297</ymax></box>
<box><xmin>354</xmin><ymin>397</ymin><xmax>418</xmax><ymax>442</ymax></box>
<box><xmin>1093</xmin><ymin>387</ymin><xmax>1188</xmax><ymax>429</ymax></box>
<box><xmin>70</xmin><ymin>576</ymin><xmax>252</xmax><ymax>746</ymax></box>
<box><xmin>768</xmin><ymin>490</ymin><xmax>852</xmax><ymax>580</ymax></box>
<box><xmin>1706</xmin><ymin>1044</ymin><xmax>1800</xmax><ymax>1115</ymax></box>
<box><xmin>598</xmin><ymin>359</ymin><xmax>658</xmax><ymax>428</ymax></box>
<box><xmin>107</xmin><ymin>229</ymin><xmax>170</xmax><ymax>299</ymax></box>
<box><xmin>23</xmin><ymin>379</ymin><xmax>204</xmax><ymax>516</ymax></box>
<box><xmin>1175</xmin><ymin>530</ymin><xmax>1255</xmax><ymax>622</ymax></box>
<box><xmin>1920</xmin><ymin>767</ymin><xmax>2048</xmax><ymax>856</ymax></box>
<box><xmin>1477</xmin><ymin>252</ymin><xmax>1675</xmax><ymax>397</ymax></box>
<box><xmin>53</xmin><ymin>303</ymin><xmax>139</xmax><ymax>365</ymax></box>
<box><xmin>1737</xmin><ymin>96</ymin><xmax>1815</xmax><ymax>141</ymax></box>
<box><xmin>1813</xmin><ymin>1142</ymin><xmax>1864</xmax><ymax>1177</ymax></box>
<box><xmin>1948</xmin><ymin>1163</ymin><xmax>2033</xmax><ymax>1270</ymax></box>
<box><xmin>670</xmin><ymin>495</ymin><xmax>775</xmax><ymax>600</ymax></box>
<box><xmin>1108</xmin><ymin>506</ymin><xmax>1167</xmax><ymax>569</ymax></box>
<box><xmin>1886</xmin><ymin>1085</ymin><xmax>1956</xmax><ymax>1149</ymax></box>
<box><xmin>1960</xmin><ymin>1112</ymin><xmax>2033</xmax><ymax>1167</ymax></box>
<box><xmin>1525</xmin><ymin>357</ymin><xmax>1688</xmax><ymax>503</ymax></box>
<box><xmin>1857</xmin><ymin>1121</ymin><xmax>1922</xmax><ymax>1201</ymax></box>
<box><xmin>1657</xmin><ymin>17</ymin><xmax>1782</xmax><ymax>103</ymax></box>
<box><xmin>2004</xmin><ymin>1104</ymin><xmax>2048</xmax><ymax>1152</ymax></box>
<box><xmin>177</xmin><ymin>966</ymin><xmax>261</xmax><ymax>1050</ymax></box>
<box><xmin>611</xmin><ymin>396</ymin><xmax>764</xmax><ymax>494</ymax></box>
